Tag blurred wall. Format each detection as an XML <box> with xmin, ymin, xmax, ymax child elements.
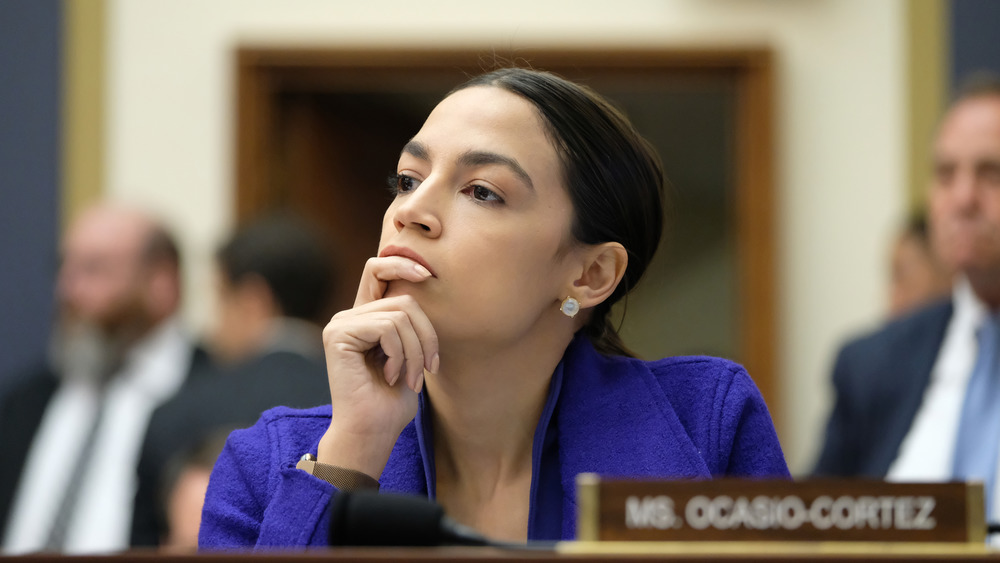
<box><xmin>103</xmin><ymin>0</ymin><xmax>907</xmax><ymax>473</ymax></box>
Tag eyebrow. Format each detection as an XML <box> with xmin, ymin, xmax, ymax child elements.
<box><xmin>401</xmin><ymin>140</ymin><xmax>535</xmax><ymax>192</ymax></box>
<box><xmin>402</xmin><ymin>140</ymin><xmax>431</xmax><ymax>161</ymax></box>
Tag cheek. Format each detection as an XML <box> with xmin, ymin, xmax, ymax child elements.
<box><xmin>454</xmin><ymin>230</ymin><xmax>566</xmax><ymax>306</ymax></box>
<box><xmin>985</xmin><ymin>194</ymin><xmax>1000</xmax><ymax>224</ymax></box>
<box><xmin>929</xmin><ymin>190</ymin><xmax>951</xmax><ymax>221</ymax></box>
<box><xmin>377</xmin><ymin>203</ymin><xmax>400</xmax><ymax>248</ymax></box>
<box><xmin>438</xmin><ymin>274</ymin><xmax>557</xmax><ymax>341</ymax></box>
<box><xmin>76</xmin><ymin>277</ymin><xmax>129</xmax><ymax>317</ymax></box>
<box><xmin>214</xmin><ymin>300</ymin><xmax>240</xmax><ymax>333</ymax></box>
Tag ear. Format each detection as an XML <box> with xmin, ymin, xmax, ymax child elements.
<box><xmin>144</xmin><ymin>263</ymin><xmax>181</xmax><ymax>320</ymax></box>
<box><xmin>569</xmin><ymin>242</ymin><xmax>628</xmax><ymax>310</ymax></box>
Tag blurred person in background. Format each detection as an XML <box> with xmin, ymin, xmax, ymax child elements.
<box><xmin>888</xmin><ymin>211</ymin><xmax>953</xmax><ymax>318</ymax></box>
<box><xmin>131</xmin><ymin>213</ymin><xmax>335</xmax><ymax>547</ymax></box>
<box><xmin>0</xmin><ymin>203</ymin><xmax>199</xmax><ymax>554</ymax></box>
<box><xmin>156</xmin><ymin>430</ymin><xmax>231</xmax><ymax>553</ymax></box>
<box><xmin>815</xmin><ymin>73</ymin><xmax>1000</xmax><ymax>519</ymax></box>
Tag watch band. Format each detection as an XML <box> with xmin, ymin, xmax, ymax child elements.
<box><xmin>296</xmin><ymin>453</ymin><xmax>380</xmax><ymax>491</ymax></box>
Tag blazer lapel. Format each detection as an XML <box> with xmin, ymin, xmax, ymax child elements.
<box><xmin>555</xmin><ymin>336</ymin><xmax>710</xmax><ymax>538</ymax></box>
<box><xmin>875</xmin><ymin>301</ymin><xmax>954</xmax><ymax>475</ymax></box>
<box><xmin>378</xmin><ymin>421</ymin><xmax>427</xmax><ymax>495</ymax></box>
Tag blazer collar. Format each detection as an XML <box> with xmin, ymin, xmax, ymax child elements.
<box><xmin>554</xmin><ymin>334</ymin><xmax>709</xmax><ymax>537</ymax></box>
<box><xmin>377</xmin><ymin>333</ymin><xmax>710</xmax><ymax>538</ymax></box>
<box><xmin>378</xmin><ymin>420</ymin><xmax>427</xmax><ymax>495</ymax></box>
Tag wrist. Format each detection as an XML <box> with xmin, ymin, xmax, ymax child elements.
<box><xmin>297</xmin><ymin>453</ymin><xmax>380</xmax><ymax>490</ymax></box>
<box><xmin>317</xmin><ymin>422</ymin><xmax>400</xmax><ymax>479</ymax></box>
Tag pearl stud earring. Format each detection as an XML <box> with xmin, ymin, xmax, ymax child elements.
<box><xmin>560</xmin><ymin>296</ymin><xmax>580</xmax><ymax>318</ymax></box>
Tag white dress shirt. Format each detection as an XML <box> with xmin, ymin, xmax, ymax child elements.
<box><xmin>2</xmin><ymin>318</ymin><xmax>192</xmax><ymax>554</ymax></box>
<box><xmin>887</xmin><ymin>278</ymin><xmax>999</xmax><ymax>515</ymax></box>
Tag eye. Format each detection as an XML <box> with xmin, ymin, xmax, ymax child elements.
<box><xmin>464</xmin><ymin>184</ymin><xmax>505</xmax><ymax>205</ymax></box>
<box><xmin>982</xmin><ymin>163</ymin><xmax>1000</xmax><ymax>187</ymax></box>
<box><xmin>387</xmin><ymin>173</ymin><xmax>421</xmax><ymax>196</ymax></box>
<box><xmin>933</xmin><ymin>163</ymin><xmax>955</xmax><ymax>187</ymax></box>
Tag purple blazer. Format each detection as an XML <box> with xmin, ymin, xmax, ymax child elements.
<box><xmin>199</xmin><ymin>334</ymin><xmax>789</xmax><ymax>549</ymax></box>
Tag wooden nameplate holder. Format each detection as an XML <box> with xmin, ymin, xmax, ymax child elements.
<box><xmin>575</xmin><ymin>474</ymin><xmax>986</xmax><ymax>544</ymax></box>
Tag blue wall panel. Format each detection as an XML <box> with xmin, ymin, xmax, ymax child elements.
<box><xmin>0</xmin><ymin>0</ymin><xmax>60</xmax><ymax>383</ymax></box>
<box><xmin>950</xmin><ymin>0</ymin><xmax>1000</xmax><ymax>91</ymax></box>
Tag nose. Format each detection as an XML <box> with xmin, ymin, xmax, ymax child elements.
<box><xmin>951</xmin><ymin>169</ymin><xmax>980</xmax><ymax>213</ymax></box>
<box><xmin>392</xmin><ymin>179</ymin><xmax>444</xmax><ymax>237</ymax></box>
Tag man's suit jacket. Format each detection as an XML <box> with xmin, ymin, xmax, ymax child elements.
<box><xmin>0</xmin><ymin>365</ymin><xmax>59</xmax><ymax>539</ymax></box>
<box><xmin>130</xmin><ymin>349</ymin><xmax>331</xmax><ymax>547</ymax></box>
<box><xmin>0</xmin><ymin>346</ymin><xmax>208</xmax><ymax>542</ymax></box>
<box><xmin>813</xmin><ymin>299</ymin><xmax>953</xmax><ymax>476</ymax></box>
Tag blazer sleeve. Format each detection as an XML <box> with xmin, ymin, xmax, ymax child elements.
<box><xmin>198</xmin><ymin>415</ymin><xmax>336</xmax><ymax>550</ymax></box>
<box><xmin>717</xmin><ymin>365</ymin><xmax>790</xmax><ymax>478</ymax></box>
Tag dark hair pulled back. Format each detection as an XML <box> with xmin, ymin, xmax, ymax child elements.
<box><xmin>454</xmin><ymin>68</ymin><xmax>665</xmax><ymax>357</ymax></box>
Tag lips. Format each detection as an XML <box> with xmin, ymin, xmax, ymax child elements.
<box><xmin>378</xmin><ymin>245</ymin><xmax>436</xmax><ymax>277</ymax></box>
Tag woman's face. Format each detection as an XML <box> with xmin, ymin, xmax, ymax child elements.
<box><xmin>378</xmin><ymin>85</ymin><xmax>580</xmax><ymax>345</ymax></box>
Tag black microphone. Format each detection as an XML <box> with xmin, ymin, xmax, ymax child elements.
<box><xmin>328</xmin><ymin>490</ymin><xmax>495</xmax><ymax>547</ymax></box>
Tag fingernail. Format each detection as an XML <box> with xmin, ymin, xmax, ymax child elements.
<box><xmin>415</xmin><ymin>373</ymin><xmax>424</xmax><ymax>394</ymax></box>
<box><xmin>414</xmin><ymin>264</ymin><xmax>431</xmax><ymax>277</ymax></box>
<box><xmin>388</xmin><ymin>367</ymin><xmax>400</xmax><ymax>386</ymax></box>
<box><xmin>430</xmin><ymin>353</ymin><xmax>440</xmax><ymax>374</ymax></box>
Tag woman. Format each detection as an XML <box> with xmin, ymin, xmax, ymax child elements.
<box><xmin>199</xmin><ymin>67</ymin><xmax>789</xmax><ymax>548</ymax></box>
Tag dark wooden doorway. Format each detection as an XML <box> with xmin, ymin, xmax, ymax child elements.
<box><xmin>233</xmin><ymin>48</ymin><xmax>777</xmax><ymax>422</ymax></box>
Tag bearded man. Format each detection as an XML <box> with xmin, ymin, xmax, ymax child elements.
<box><xmin>0</xmin><ymin>203</ymin><xmax>200</xmax><ymax>554</ymax></box>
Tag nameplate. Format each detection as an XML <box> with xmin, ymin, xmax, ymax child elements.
<box><xmin>575</xmin><ymin>474</ymin><xmax>985</xmax><ymax>543</ymax></box>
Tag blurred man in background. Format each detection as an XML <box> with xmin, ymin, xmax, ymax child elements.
<box><xmin>155</xmin><ymin>429</ymin><xmax>231</xmax><ymax>553</ymax></box>
<box><xmin>0</xmin><ymin>203</ymin><xmax>199</xmax><ymax>554</ymax></box>
<box><xmin>815</xmin><ymin>74</ymin><xmax>1000</xmax><ymax>518</ymax></box>
<box><xmin>131</xmin><ymin>214</ymin><xmax>335</xmax><ymax>548</ymax></box>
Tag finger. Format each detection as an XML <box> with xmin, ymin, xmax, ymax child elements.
<box><xmin>396</xmin><ymin>298</ymin><xmax>438</xmax><ymax>374</ymax></box>
<box><xmin>340</xmin><ymin>295</ymin><xmax>439</xmax><ymax>374</ymax></box>
<box><xmin>355</xmin><ymin>256</ymin><xmax>433</xmax><ymax>307</ymax></box>
<box><xmin>330</xmin><ymin>316</ymin><xmax>406</xmax><ymax>385</ymax></box>
<box><xmin>356</xmin><ymin>312</ymin><xmax>424</xmax><ymax>390</ymax></box>
<box><xmin>375</xmin><ymin>309</ymin><xmax>426</xmax><ymax>392</ymax></box>
<box><xmin>373</xmin><ymin>322</ymin><xmax>405</xmax><ymax>386</ymax></box>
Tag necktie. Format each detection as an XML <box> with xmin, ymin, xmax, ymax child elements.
<box><xmin>43</xmin><ymin>390</ymin><xmax>108</xmax><ymax>551</ymax></box>
<box><xmin>952</xmin><ymin>313</ymin><xmax>1000</xmax><ymax>519</ymax></box>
